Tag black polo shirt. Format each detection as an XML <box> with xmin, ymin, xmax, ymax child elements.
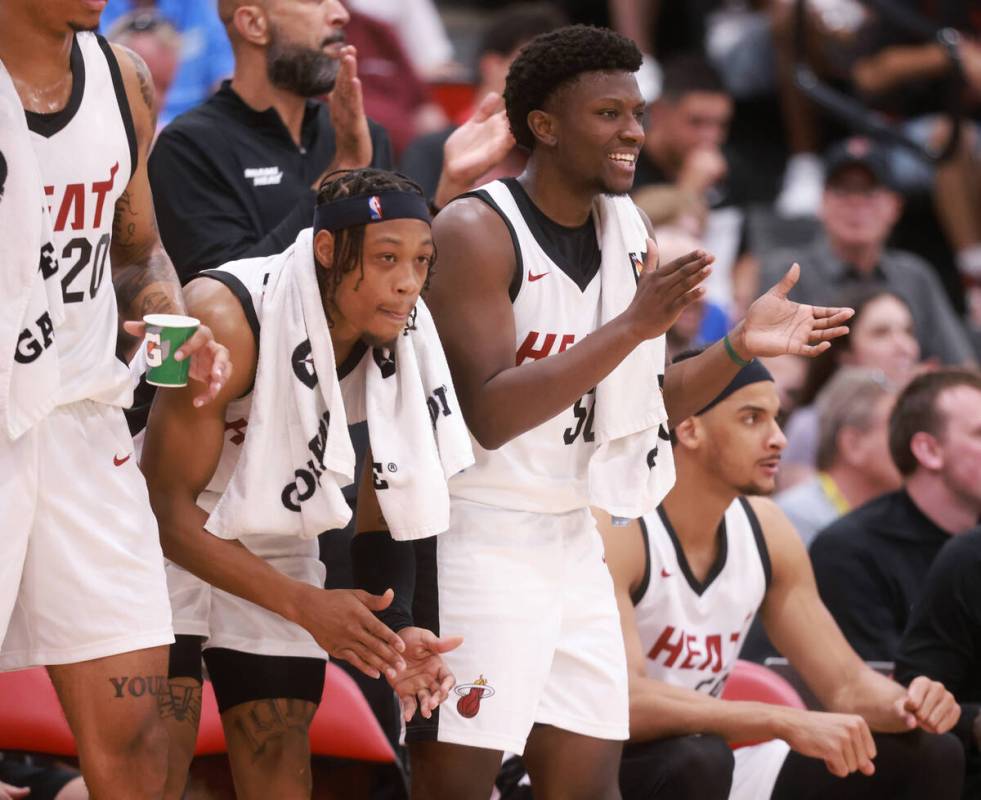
<box><xmin>895</xmin><ymin>527</ymin><xmax>981</xmax><ymax>788</ymax></box>
<box><xmin>148</xmin><ymin>80</ymin><xmax>393</xmax><ymax>281</ymax></box>
<box><xmin>809</xmin><ymin>489</ymin><xmax>953</xmax><ymax>662</ymax></box>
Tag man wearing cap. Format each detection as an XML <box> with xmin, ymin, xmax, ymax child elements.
<box><xmin>759</xmin><ymin>136</ymin><xmax>974</xmax><ymax>365</ymax></box>
<box><xmin>597</xmin><ymin>351</ymin><xmax>964</xmax><ymax>800</ymax></box>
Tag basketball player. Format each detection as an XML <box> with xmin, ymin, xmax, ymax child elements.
<box><xmin>0</xmin><ymin>2</ymin><xmax>229</xmax><ymax>798</ymax></box>
<box><xmin>140</xmin><ymin>169</ymin><xmax>463</xmax><ymax>799</ymax></box>
<box><xmin>600</xmin><ymin>354</ymin><xmax>964</xmax><ymax>800</ymax></box>
<box><xmin>392</xmin><ymin>25</ymin><xmax>853</xmax><ymax>800</ymax></box>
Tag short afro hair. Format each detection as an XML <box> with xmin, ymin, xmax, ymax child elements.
<box><xmin>503</xmin><ymin>25</ymin><xmax>642</xmax><ymax>150</ymax></box>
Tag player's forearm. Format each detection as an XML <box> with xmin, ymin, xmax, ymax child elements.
<box><xmin>852</xmin><ymin>45</ymin><xmax>950</xmax><ymax>97</ymax></box>
<box><xmin>661</xmin><ymin>327</ymin><xmax>745</xmax><ymax>425</ymax></box>
<box><xmin>628</xmin><ymin>678</ymin><xmax>791</xmax><ymax>743</ymax></box>
<box><xmin>152</xmin><ymin>494</ymin><xmax>309</xmax><ymax>626</ymax></box>
<box><xmin>824</xmin><ymin>666</ymin><xmax>908</xmax><ymax>732</ymax></box>
<box><xmin>462</xmin><ymin>315</ymin><xmax>644</xmax><ymax>449</ymax></box>
<box><xmin>112</xmin><ymin>242</ymin><xmax>188</xmax><ymax>321</ymax></box>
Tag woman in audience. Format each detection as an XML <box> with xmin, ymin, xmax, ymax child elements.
<box><xmin>778</xmin><ymin>286</ymin><xmax>922</xmax><ymax>489</ymax></box>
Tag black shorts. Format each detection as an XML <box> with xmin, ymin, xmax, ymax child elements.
<box><xmin>0</xmin><ymin>757</ymin><xmax>79</xmax><ymax>800</ymax></box>
<box><xmin>168</xmin><ymin>634</ymin><xmax>326</xmax><ymax>714</ymax></box>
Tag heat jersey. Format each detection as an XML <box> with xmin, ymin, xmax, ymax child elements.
<box><xmin>634</xmin><ymin>498</ymin><xmax>771</xmax><ymax>697</ymax></box>
<box><xmin>448</xmin><ymin>178</ymin><xmax>658</xmax><ymax>513</ymax></box>
<box><xmin>192</xmin><ymin>255</ymin><xmax>370</xmax><ymax>512</ymax></box>
<box><xmin>25</xmin><ymin>33</ymin><xmax>136</xmax><ymax>408</ymax></box>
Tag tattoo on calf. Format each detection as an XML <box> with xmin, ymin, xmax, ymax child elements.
<box><xmin>234</xmin><ymin>699</ymin><xmax>317</xmax><ymax>759</ymax></box>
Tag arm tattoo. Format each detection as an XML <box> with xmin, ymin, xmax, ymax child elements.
<box><xmin>124</xmin><ymin>47</ymin><xmax>156</xmax><ymax>126</ymax></box>
<box><xmin>111</xmin><ymin>189</ymin><xmax>185</xmax><ymax>317</ymax></box>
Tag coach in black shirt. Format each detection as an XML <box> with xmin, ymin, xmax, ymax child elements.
<box><xmin>810</xmin><ymin>368</ymin><xmax>981</xmax><ymax>662</ymax></box>
<box><xmin>149</xmin><ymin>0</ymin><xmax>510</xmax><ymax>282</ymax></box>
<box><xmin>895</xmin><ymin>527</ymin><xmax>981</xmax><ymax>797</ymax></box>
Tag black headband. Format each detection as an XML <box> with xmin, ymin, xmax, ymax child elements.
<box><xmin>695</xmin><ymin>359</ymin><xmax>774</xmax><ymax>416</ymax></box>
<box><xmin>313</xmin><ymin>190</ymin><xmax>431</xmax><ymax>233</ymax></box>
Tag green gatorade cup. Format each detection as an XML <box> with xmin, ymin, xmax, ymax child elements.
<box><xmin>143</xmin><ymin>314</ymin><xmax>199</xmax><ymax>387</ymax></box>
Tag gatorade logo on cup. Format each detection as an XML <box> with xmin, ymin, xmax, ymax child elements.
<box><xmin>146</xmin><ymin>332</ymin><xmax>163</xmax><ymax>368</ymax></box>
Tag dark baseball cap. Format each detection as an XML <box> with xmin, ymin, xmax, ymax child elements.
<box><xmin>824</xmin><ymin>136</ymin><xmax>894</xmax><ymax>189</ymax></box>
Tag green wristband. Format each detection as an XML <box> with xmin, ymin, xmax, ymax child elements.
<box><xmin>724</xmin><ymin>333</ymin><xmax>752</xmax><ymax>367</ymax></box>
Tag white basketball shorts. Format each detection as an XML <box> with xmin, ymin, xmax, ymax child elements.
<box><xmin>731</xmin><ymin>739</ymin><xmax>792</xmax><ymax>800</ymax></box>
<box><xmin>406</xmin><ymin>499</ymin><xmax>630</xmax><ymax>754</ymax></box>
<box><xmin>0</xmin><ymin>400</ymin><xmax>173</xmax><ymax>669</ymax></box>
<box><xmin>166</xmin><ymin>493</ymin><xmax>327</xmax><ymax>660</ymax></box>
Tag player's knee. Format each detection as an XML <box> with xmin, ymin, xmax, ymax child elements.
<box><xmin>912</xmin><ymin>732</ymin><xmax>964</xmax><ymax>794</ymax></box>
<box><xmin>82</xmin><ymin>711</ymin><xmax>168</xmax><ymax>796</ymax></box>
<box><xmin>662</xmin><ymin>735</ymin><xmax>734</xmax><ymax>799</ymax></box>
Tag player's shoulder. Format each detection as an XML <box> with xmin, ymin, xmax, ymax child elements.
<box><xmin>433</xmin><ymin>192</ymin><xmax>511</xmax><ymax>250</ymax></box>
<box><xmin>184</xmin><ymin>275</ymin><xmax>250</xmax><ymax>339</ymax></box>
<box><xmin>107</xmin><ymin>41</ymin><xmax>156</xmax><ymax>137</ymax></box>
<box><xmin>745</xmin><ymin>496</ymin><xmax>808</xmax><ymax>565</ymax></box>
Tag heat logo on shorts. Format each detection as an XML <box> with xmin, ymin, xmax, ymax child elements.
<box><xmin>368</xmin><ymin>195</ymin><xmax>383</xmax><ymax>220</ymax></box>
<box><xmin>455</xmin><ymin>675</ymin><xmax>495</xmax><ymax>718</ymax></box>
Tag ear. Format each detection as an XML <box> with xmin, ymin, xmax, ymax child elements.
<box><xmin>314</xmin><ymin>229</ymin><xmax>336</xmax><ymax>272</ymax></box>
<box><xmin>233</xmin><ymin>4</ymin><xmax>270</xmax><ymax>47</ymax></box>
<box><xmin>527</xmin><ymin>109</ymin><xmax>557</xmax><ymax>148</ymax></box>
<box><xmin>837</xmin><ymin>425</ymin><xmax>865</xmax><ymax>467</ymax></box>
<box><xmin>673</xmin><ymin>416</ymin><xmax>701</xmax><ymax>451</ymax></box>
<box><xmin>883</xmin><ymin>191</ymin><xmax>903</xmax><ymax>224</ymax></box>
<box><xmin>909</xmin><ymin>430</ymin><xmax>943</xmax><ymax>472</ymax></box>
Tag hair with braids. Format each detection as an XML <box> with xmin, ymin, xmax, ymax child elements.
<box><xmin>503</xmin><ymin>24</ymin><xmax>642</xmax><ymax>151</ymax></box>
<box><xmin>314</xmin><ymin>168</ymin><xmax>433</xmax><ymax>324</ymax></box>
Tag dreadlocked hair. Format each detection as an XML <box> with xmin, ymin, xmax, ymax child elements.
<box><xmin>314</xmin><ymin>168</ymin><xmax>432</xmax><ymax>325</ymax></box>
<box><xmin>503</xmin><ymin>24</ymin><xmax>642</xmax><ymax>151</ymax></box>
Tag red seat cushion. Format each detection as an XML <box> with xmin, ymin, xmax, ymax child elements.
<box><xmin>0</xmin><ymin>663</ymin><xmax>395</xmax><ymax>764</ymax></box>
<box><xmin>721</xmin><ymin>660</ymin><xmax>806</xmax><ymax>748</ymax></box>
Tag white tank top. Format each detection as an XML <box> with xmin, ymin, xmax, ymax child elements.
<box><xmin>448</xmin><ymin>179</ymin><xmax>641</xmax><ymax>513</ymax></box>
<box><xmin>193</xmin><ymin>255</ymin><xmax>369</xmax><ymax>513</ymax></box>
<box><xmin>26</xmin><ymin>33</ymin><xmax>136</xmax><ymax>408</ymax></box>
<box><xmin>634</xmin><ymin>498</ymin><xmax>771</xmax><ymax>697</ymax></box>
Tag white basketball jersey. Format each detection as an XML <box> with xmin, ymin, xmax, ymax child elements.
<box><xmin>193</xmin><ymin>256</ymin><xmax>369</xmax><ymax>512</ymax></box>
<box><xmin>26</xmin><ymin>33</ymin><xmax>135</xmax><ymax>408</ymax></box>
<box><xmin>634</xmin><ymin>498</ymin><xmax>771</xmax><ymax>697</ymax></box>
<box><xmin>449</xmin><ymin>179</ymin><xmax>646</xmax><ymax>514</ymax></box>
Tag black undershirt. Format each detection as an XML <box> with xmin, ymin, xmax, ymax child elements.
<box><xmin>504</xmin><ymin>178</ymin><xmax>601</xmax><ymax>292</ymax></box>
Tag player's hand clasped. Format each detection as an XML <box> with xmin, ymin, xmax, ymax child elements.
<box><xmin>388</xmin><ymin>626</ymin><xmax>464</xmax><ymax>722</ymax></box>
<box><xmin>782</xmin><ymin>708</ymin><xmax>878</xmax><ymax>779</ymax></box>
<box><xmin>296</xmin><ymin>586</ymin><xmax>407</xmax><ymax>680</ymax></box>
<box><xmin>887</xmin><ymin>676</ymin><xmax>960</xmax><ymax>734</ymax></box>
<box><xmin>622</xmin><ymin>238</ymin><xmax>713</xmax><ymax>341</ymax></box>
<box><xmin>124</xmin><ymin>320</ymin><xmax>231</xmax><ymax>407</ymax></box>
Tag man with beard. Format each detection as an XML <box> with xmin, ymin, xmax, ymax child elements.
<box><xmin>147</xmin><ymin>0</ymin><xmax>513</xmax><ymax>282</ymax></box>
<box><xmin>598</xmin><ymin>355</ymin><xmax>964</xmax><ymax>800</ymax></box>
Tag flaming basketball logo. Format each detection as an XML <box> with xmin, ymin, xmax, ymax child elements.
<box><xmin>454</xmin><ymin>675</ymin><xmax>495</xmax><ymax>718</ymax></box>
<box><xmin>368</xmin><ymin>195</ymin><xmax>383</xmax><ymax>220</ymax></box>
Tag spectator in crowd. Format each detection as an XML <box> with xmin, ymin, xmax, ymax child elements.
<box><xmin>100</xmin><ymin>0</ymin><xmax>233</xmax><ymax>126</ymax></box>
<box><xmin>849</xmin><ymin>4</ymin><xmax>981</xmax><ymax>336</ymax></box>
<box><xmin>105</xmin><ymin>9</ymin><xmax>181</xmax><ymax>135</ymax></box>
<box><xmin>345</xmin><ymin>0</ymin><xmax>457</xmax><ymax>80</ymax></box>
<box><xmin>633</xmin><ymin>53</ymin><xmax>754</xmax><ymax>318</ymax></box>
<box><xmin>149</xmin><ymin>0</ymin><xmax>510</xmax><ymax>282</ymax></box>
<box><xmin>760</xmin><ymin>354</ymin><xmax>808</xmax><ymax>426</ymax></box>
<box><xmin>759</xmin><ymin>136</ymin><xmax>975</xmax><ymax>366</ymax></box>
<box><xmin>810</xmin><ymin>368</ymin><xmax>981</xmax><ymax>662</ymax></box>
<box><xmin>896</xmin><ymin>526</ymin><xmax>981</xmax><ymax>797</ymax></box>
<box><xmin>776</xmin><ymin>367</ymin><xmax>900</xmax><ymax>545</ymax></box>
<box><xmin>778</xmin><ymin>287</ymin><xmax>921</xmax><ymax>490</ymax></box>
<box><xmin>400</xmin><ymin>2</ymin><xmax>566</xmax><ymax>199</ymax></box>
<box><xmin>0</xmin><ymin>756</ymin><xmax>86</xmax><ymax>800</ymax></box>
<box><xmin>344</xmin><ymin>10</ymin><xmax>447</xmax><ymax>157</ymax></box>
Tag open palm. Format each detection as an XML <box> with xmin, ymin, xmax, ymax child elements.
<box><xmin>742</xmin><ymin>263</ymin><xmax>854</xmax><ymax>358</ymax></box>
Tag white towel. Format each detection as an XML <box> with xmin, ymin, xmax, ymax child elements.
<box><xmin>205</xmin><ymin>229</ymin><xmax>355</xmax><ymax>540</ymax></box>
<box><xmin>0</xmin><ymin>62</ymin><xmax>64</xmax><ymax>442</ymax></box>
<box><xmin>365</xmin><ymin>300</ymin><xmax>474</xmax><ymax>541</ymax></box>
<box><xmin>205</xmin><ymin>228</ymin><xmax>473</xmax><ymax>541</ymax></box>
<box><xmin>588</xmin><ymin>195</ymin><xmax>676</xmax><ymax>518</ymax></box>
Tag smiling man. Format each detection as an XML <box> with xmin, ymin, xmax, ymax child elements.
<box><xmin>405</xmin><ymin>24</ymin><xmax>855</xmax><ymax>800</ymax></box>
